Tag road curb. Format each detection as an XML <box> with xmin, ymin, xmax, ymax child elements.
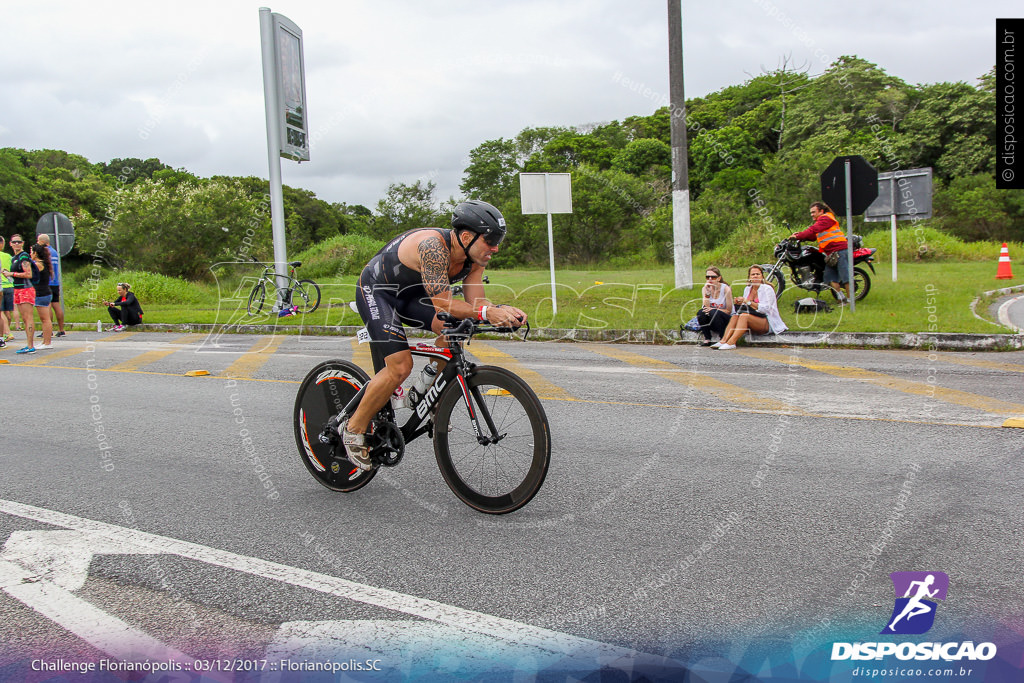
<box><xmin>57</xmin><ymin>322</ymin><xmax>1024</xmax><ymax>351</ymax></box>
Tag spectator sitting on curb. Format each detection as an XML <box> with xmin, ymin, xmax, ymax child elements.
<box><xmin>714</xmin><ymin>264</ymin><xmax>788</xmax><ymax>350</ymax></box>
<box><xmin>697</xmin><ymin>266</ymin><xmax>733</xmax><ymax>347</ymax></box>
<box><xmin>103</xmin><ymin>282</ymin><xmax>144</xmax><ymax>331</ymax></box>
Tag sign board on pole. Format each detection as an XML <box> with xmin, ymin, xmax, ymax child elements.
<box><xmin>864</xmin><ymin>168</ymin><xmax>933</xmax><ymax>221</ymax></box>
<box><xmin>272</xmin><ymin>13</ymin><xmax>309</xmax><ymax>162</ymax></box>
<box><xmin>863</xmin><ymin>167</ymin><xmax>933</xmax><ymax>282</ymax></box>
<box><xmin>35</xmin><ymin>211</ymin><xmax>75</xmax><ymax>257</ymax></box>
<box><xmin>520</xmin><ymin>173</ymin><xmax>572</xmax><ymax>214</ymax></box>
<box><xmin>821</xmin><ymin>155</ymin><xmax>877</xmax><ymax>215</ymax></box>
<box><xmin>520</xmin><ymin>173</ymin><xmax>572</xmax><ymax>316</ymax></box>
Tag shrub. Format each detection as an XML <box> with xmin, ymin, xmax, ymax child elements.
<box><xmin>62</xmin><ymin>268</ymin><xmax>209</xmax><ymax>308</ymax></box>
<box><xmin>291</xmin><ymin>234</ymin><xmax>386</xmax><ymax>280</ymax></box>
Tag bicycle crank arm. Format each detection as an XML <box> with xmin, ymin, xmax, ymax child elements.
<box><xmin>318</xmin><ymin>414</ymin><xmax>343</xmax><ymax>445</ymax></box>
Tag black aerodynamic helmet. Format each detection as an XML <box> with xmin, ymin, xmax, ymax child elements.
<box><xmin>451</xmin><ymin>200</ymin><xmax>506</xmax><ymax>247</ymax></box>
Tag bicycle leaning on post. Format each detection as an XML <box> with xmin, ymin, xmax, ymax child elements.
<box><xmin>245</xmin><ymin>256</ymin><xmax>321</xmax><ymax>315</ymax></box>
<box><xmin>292</xmin><ymin>312</ymin><xmax>551</xmax><ymax>514</ymax></box>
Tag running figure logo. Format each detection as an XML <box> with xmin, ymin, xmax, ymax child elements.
<box><xmin>881</xmin><ymin>571</ymin><xmax>949</xmax><ymax>635</ymax></box>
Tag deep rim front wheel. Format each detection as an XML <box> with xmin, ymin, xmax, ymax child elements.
<box><xmin>433</xmin><ymin>366</ymin><xmax>550</xmax><ymax>514</ymax></box>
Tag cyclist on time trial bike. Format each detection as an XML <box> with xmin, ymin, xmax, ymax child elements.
<box><xmin>343</xmin><ymin>200</ymin><xmax>528</xmax><ymax>470</ymax></box>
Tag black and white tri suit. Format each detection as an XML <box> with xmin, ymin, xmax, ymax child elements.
<box><xmin>355</xmin><ymin>228</ymin><xmax>473</xmax><ymax>358</ymax></box>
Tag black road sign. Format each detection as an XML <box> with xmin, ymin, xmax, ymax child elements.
<box><xmin>35</xmin><ymin>211</ymin><xmax>75</xmax><ymax>257</ymax></box>
<box><xmin>820</xmin><ymin>155</ymin><xmax>878</xmax><ymax>215</ymax></box>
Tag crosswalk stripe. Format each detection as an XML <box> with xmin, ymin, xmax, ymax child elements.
<box><xmin>16</xmin><ymin>346</ymin><xmax>89</xmax><ymax>366</ymax></box>
<box><xmin>221</xmin><ymin>335</ymin><xmax>286</xmax><ymax>379</ymax></box>
<box><xmin>349</xmin><ymin>337</ymin><xmax>375</xmax><ymax>375</ymax></box>
<box><xmin>880</xmin><ymin>349</ymin><xmax>1024</xmax><ymax>373</ymax></box>
<box><xmin>581</xmin><ymin>344</ymin><xmax>806</xmax><ymax>414</ymax></box>
<box><xmin>466</xmin><ymin>342</ymin><xmax>575</xmax><ymax>401</ymax></box>
<box><xmin>738</xmin><ymin>348</ymin><xmax>1024</xmax><ymax>416</ymax></box>
<box><xmin>96</xmin><ymin>330</ymin><xmax>143</xmax><ymax>342</ymax></box>
<box><xmin>18</xmin><ymin>331</ymin><xmax>143</xmax><ymax>365</ymax></box>
<box><xmin>106</xmin><ymin>334</ymin><xmax>208</xmax><ymax>372</ymax></box>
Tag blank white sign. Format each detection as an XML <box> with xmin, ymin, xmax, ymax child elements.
<box><xmin>520</xmin><ymin>173</ymin><xmax>573</xmax><ymax>214</ymax></box>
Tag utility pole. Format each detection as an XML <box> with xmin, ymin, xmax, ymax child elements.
<box><xmin>667</xmin><ymin>0</ymin><xmax>692</xmax><ymax>289</ymax></box>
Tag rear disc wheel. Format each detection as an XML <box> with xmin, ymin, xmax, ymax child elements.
<box><xmin>293</xmin><ymin>359</ymin><xmax>377</xmax><ymax>491</ymax></box>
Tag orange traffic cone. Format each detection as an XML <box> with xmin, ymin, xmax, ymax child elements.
<box><xmin>996</xmin><ymin>243</ymin><xmax>1013</xmax><ymax>279</ymax></box>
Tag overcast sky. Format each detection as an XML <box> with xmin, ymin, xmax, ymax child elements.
<box><xmin>0</xmin><ymin>1</ymin><xmax>1013</xmax><ymax>209</ymax></box>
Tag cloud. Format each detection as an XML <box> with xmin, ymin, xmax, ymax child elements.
<box><xmin>0</xmin><ymin>0</ymin><xmax>1011</xmax><ymax>210</ymax></box>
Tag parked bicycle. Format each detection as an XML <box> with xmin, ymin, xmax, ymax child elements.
<box><xmin>246</xmin><ymin>257</ymin><xmax>321</xmax><ymax>315</ymax></box>
<box><xmin>293</xmin><ymin>313</ymin><xmax>550</xmax><ymax>514</ymax></box>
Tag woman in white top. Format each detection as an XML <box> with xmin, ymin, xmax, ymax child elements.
<box><xmin>714</xmin><ymin>264</ymin><xmax>788</xmax><ymax>350</ymax></box>
<box><xmin>697</xmin><ymin>266</ymin><xmax>733</xmax><ymax>346</ymax></box>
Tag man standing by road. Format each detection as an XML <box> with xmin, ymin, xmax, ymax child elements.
<box><xmin>790</xmin><ymin>201</ymin><xmax>850</xmax><ymax>303</ymax></box>
<box><xmin>36</xmin><ymin>234</ymin><xmax>66</xmax><ymax>337</ymax></box>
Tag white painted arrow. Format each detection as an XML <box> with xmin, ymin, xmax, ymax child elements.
<box><xmin>0</xmin><ymin>499</ymin><xmax>660</xmax><ymax>677</ymax></box>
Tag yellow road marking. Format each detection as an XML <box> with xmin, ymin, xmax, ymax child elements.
<box><xmin>17</xmin><ymin>346</ymin><xmax>89</xmax><ymax>366</ymax></box>
<box><xmin>738</xmin><ymin>348</ymin><xmax>1024</xmax><ymax>416</ymax></box>
<box><xmin>106</xmin><ymin>334</ymin><xmax>208</xmax><ymax>372</ymax></box>
<box><xmin>221</xmin><ymin>335</ymin><xmax>286</xmax><ymax>379</ymax></box>
<box><xmin>350</xmin><ymin>337</ymin><xmax>375</xmax><ymax>375</ymax></box>
<box><xmin>581</xmin><ymin>344</ymin><xmax>806</xmax><ymax>414</ymax></box>
<box><xmin>97</xmin><ymin>330</ymin><xmax>143</xmax><ymax>342</ymax></box>
<box><xmin>880</xmin><ymin>349</ymin><xmax>1024</xmax><ymax>373</ymax></box>
<box><xmin>467</xmin><ymin>342</ymin><xmax>576</xmax><ymax>400</ymax></box>
<box><xmin>7</xmin><ymin>362</ymin><xmax>1005</xmax><ymax>428</ymax></box>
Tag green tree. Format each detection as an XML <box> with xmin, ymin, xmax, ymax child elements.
<box><xmin>99</xmin><ymin>158</ymin><xmax>171</xmax><ymax>183</ymax></box>
<box><xmin>371</xmin><ymin>179</ymin><xmax>445</xmax><ymax>240</ymax></box>
<box><xmin>933</xmin><ymin>175</ymin><xmax>1024</xmax><ymax>242</ymax></box>
<box><xmin>612</xmin><ymin>138</ymin><xmax>671</xmax><ymax>178</ymax></box>
<box><xmin>75</xmin><ymin>176</ymin><xmax>268</xmax><ymax>279</ymax></box>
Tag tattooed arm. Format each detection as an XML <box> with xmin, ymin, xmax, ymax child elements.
<box><xmin>416</xmin><ymin>233</ymin><xmax>526</xmax><ymax>326</ymax></box>
<box><xmin>418</xmin><ymin>234</ymin><xmax>471</xmax><ymax>319</ymax></box>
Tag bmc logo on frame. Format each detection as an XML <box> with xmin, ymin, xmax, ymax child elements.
<box><xmin>831</xmin><ymin>571</ymin><xmax>998</xmax><ymax>662</ymax></box>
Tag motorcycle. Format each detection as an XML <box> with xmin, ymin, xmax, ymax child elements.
<box><xmin>760</xmin><ymin>235</ymin><xmax>877</xmax><ymax>302</ymax></box>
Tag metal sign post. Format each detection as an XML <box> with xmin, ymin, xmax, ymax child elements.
<box><xmin>520</xmin><ymin>173</ymin><xmax>572</xmax><ymax>316</ymax></box>
<box><xmin>259</xmin><ymin>8</ymin><xmax>309</xmax><ymax>311</ymax></box>
<box><xmin>843</xmin><ymin>160</ymin><xmax>856</xmax><ymax>312</ymax></box>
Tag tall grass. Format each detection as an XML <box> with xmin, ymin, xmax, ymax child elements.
<box><xmin>692</xmin><ymin>221</ymin><xmax>1024</xmax><ymax>269</ymax></box>
<box><xmin>54</xmin><ymin>227</ymin><xmax>1023</xmax><ymax>336</ymax></box>
<box><xmin>62</xmin><ymin>268</ymin><xmax>210</xmax><ymax>308</ymax></box>
<box><xmin>291</xmin><ymin>234</ymin><xmax>385</xmax><ymax>280</ymax></box>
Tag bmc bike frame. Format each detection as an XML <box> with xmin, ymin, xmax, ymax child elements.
<box><xmin>341</xmin><ymin>339</ymin><xmax>479</xmax><ymax>445</ymax></box>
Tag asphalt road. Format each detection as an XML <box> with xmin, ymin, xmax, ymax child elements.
<box><xmin>1</xmin><ymin>331</ymin><xmax>1022</xmax><ymax>681</ymax></box>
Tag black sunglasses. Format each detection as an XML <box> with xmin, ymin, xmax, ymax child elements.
<box><xmin>705</xmin><ymin>274</ymin><xmax>718</xmax><ymax>279</ymax></box>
